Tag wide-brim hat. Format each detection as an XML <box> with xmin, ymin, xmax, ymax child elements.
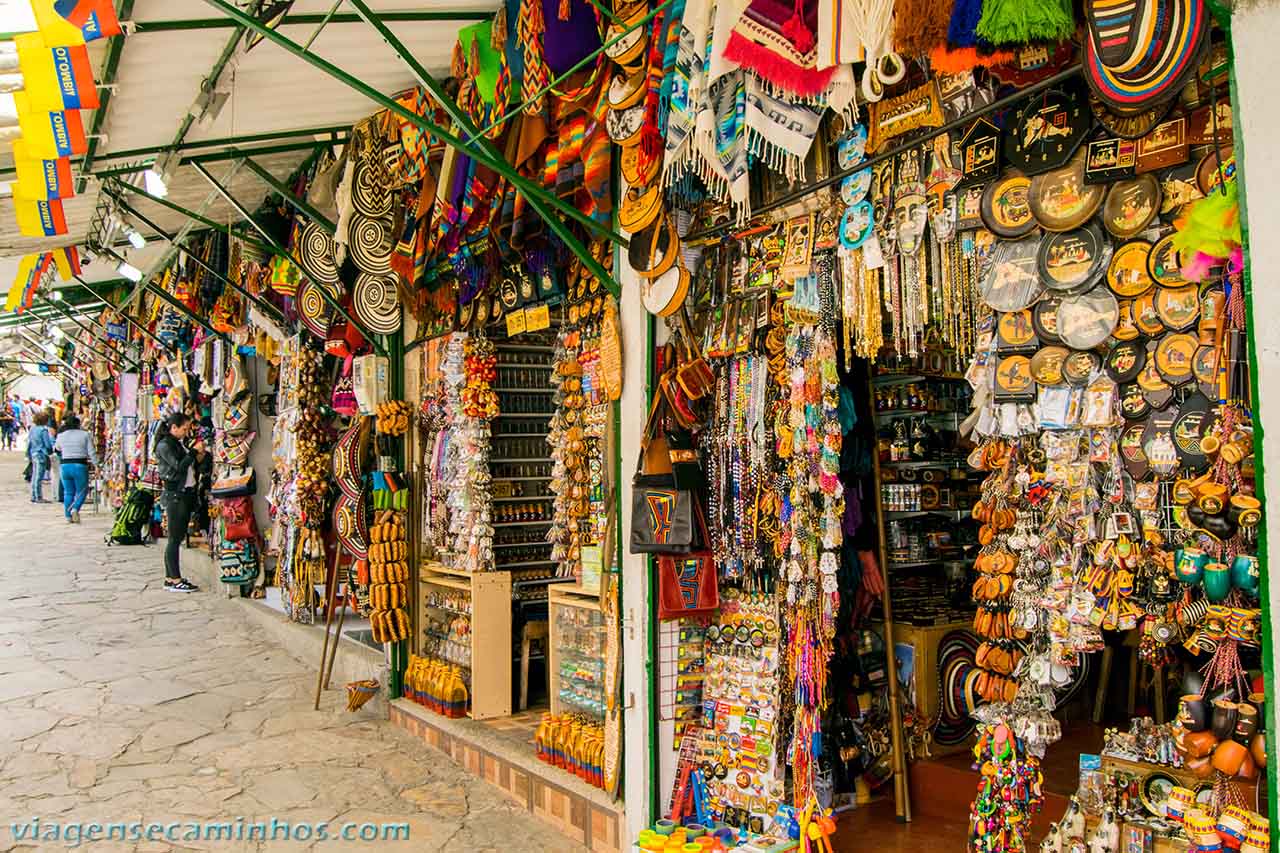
<box><xmin>935</xmin><ymin>629</ymin><xmax>981</xmax><ymax>746</ymax></box>
<box><xmin>1085</xmin><ymin>0</ymin><xmax>1210</xmax><ymax>115</ymax></box>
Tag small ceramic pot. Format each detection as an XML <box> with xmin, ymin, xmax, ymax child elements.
<box><xmin>1230</xmin><ymin>554</ymin><xmax>1260</xmax><ymax>594</ymax></box>
<box><xmin>1203</xmin><ymin>562</ymin><xmax>1232</xmax><ymax>602</ymax></box>
<box><xmin>1230</xmin><ymin>495</ymin><xmax>1262</xmax><ymax>528</ymax></box>
<box><xmin>1185</xmin><ymin>809</ymin><xmax>1220</xmax><ymax>845</ymax></box>
<box><xmin>1212</xmin><ymin>698</ymin><xmax>1240</xmax><ymax>741</ymax></box>
<box><xmin>1212</xmin><ymin>738</ymin><xmax>1247</xmax><ymax>775</ymax></box>
<box><xmin>1248</xmin><ymin>692</ymin><xmax>1265</xmax><ymax>731</ymax></box>
<box><xmin>1228</xmin><ymin>608</ymin><xmax>1261</xmax><ymax>644</ymax></box>
<box><xmin>1242</xmin><ymin>829</ymin><xmax>1270</xmax><ymax>853</ymax></box>
<box><xmin>1235</xmin><ymin>704</ymin><xmax>1259</xmax><ymax>744</ymax></box>
<box><xmin>1165</xmin><ymin>787</ymin><xmax>1195</xmax><ymax>823</ymax></box>
<box><xmin>1175</xmin><ymin>548</ymin><xmax>1208</xmax><ymax>584</ymax></box>
<box><xmin>1180</xmin><ymin>695</ymin><xmax>1210</xmax><ymax>731</ymax></box>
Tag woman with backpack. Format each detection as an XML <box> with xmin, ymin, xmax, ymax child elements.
<box><xmin>26</xmin><ymin>412</ymin><xmax>54</xmax><ymax>503</ymax></box>
<box><xmin>53</xmin><ymin>414</ymin><xmax>96</xmax><ymax>523</ymax></box>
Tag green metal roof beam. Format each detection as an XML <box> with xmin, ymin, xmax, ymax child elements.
<box><xmin>240</xmin><ymin>154</ymin><xmax>337</xmax><ymax>234</ymax></box>
<box><xmin>114</xmin><ymin>195</ymin><xmax>289</xmax><ymax>327</ymax></box>
<box><xmin>70</xmin><ymin>275</ymin><xmax>173</xmax><ymax>352</ymax></box>
<box><xmin>344</xmin><ymin>0</ymin><xmax>622</xmax><ymax>297</ymax></box>
<box><xmin>90</xmin><ymin>138</ymin><xmax>330</xmax><ymax>180</ymax></box>
<box><xmin>76</xmin><ymin>0</ymin><xmax>135</xmax><ymax>193</ymax></box>
<box><xmin>191</xmin><ymin>159</ymin><xmax>388</xmax><ymax>356</ymax></box>
<box><xmin>131</xmin><ymin>10</ymin><xmax>491</xmax><ymax>32</ymax></box>
<box><xmin>204</xmin><ymin>0</ymin><xmax>626</xmax><ymax>261</ymax></box>
<box><xmin>108</xmin><ymin>177</ymin><xmax>277</xmax><ymax>256</ymax></box>
<box><xmin>33</xmin><ymin>292</ymin><xmax>123</xmax><ymax>350</ymax></box>
<box><xmin>145</xmin><ymin>281</ymin><xmax>231</xmax><ymax>345</ymax></box>
<box><xmin>31</xmin><ymin>294</ymin><xmax>132</xmax><ymax>369</ymax></box>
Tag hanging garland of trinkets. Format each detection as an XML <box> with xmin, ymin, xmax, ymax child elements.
<box><xmin>445</xmin><ymin>335</ymin><xmax>496</xmax><ymax>573</ymax></box>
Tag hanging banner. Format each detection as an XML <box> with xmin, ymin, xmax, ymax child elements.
<box><xmin>13</xmin><ymin>90</ymin><xmax>88</xmax><ymax>157</ymax></box>
<box><xmin>11</xmin><ymin>139</ymin><xmax>75</xmax><ymax>200</ymax></box>
<box><xmin>50</xmin><ymin>245</ymin><xmax>80</xmax><ymax>279</ymax></box>
<box><xmin>5</xmin><ymin>254</ymin><xmax>38</xmax><ymax>311</ymax></box>
<box><xmin>29</xmin><ymin>0</ymin><xmax>123</xmax><ymax>45</ymax></box>
<box><xmin>13</xmin><ymin>192</ymin><xmax>68</xmax><ymax>237</ymax></box>
<box><xmin>14</xmin><ymin>32</ymin><xmax>100</xmax><ymax>111</ymax></box>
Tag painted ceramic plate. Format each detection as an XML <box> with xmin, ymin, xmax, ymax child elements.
<box><xmin>1107</xmin><ymin>240</ymin><xmax>1155</xmax><ymax>298</ymax></box>
<box><xmin>1196</xmin><ymin>146</ymin><xmax>1235</xmax><ymax>197</ymax></box>
<box><xmin>1154</xmin><ymin>332</ymin><xmax>1198</xmax><ymax>386</ymax></box>
<box><xmin>1119</xmin><ymin>382</ymin><xmax>1151</xmax><ymax>421</ymax></box>
<box><xmin>1063</xmin><ymin>349</ymin><xmax>1101</xmax><ymax>386</ymax></box>
<box><xmin>1120</xmin><ymin>421</ymin><xmax>1150</xmax><ymax>478</ymax></box>
<box><xmin>1038</xmin><ymin>223</ymin><xmax>1113</xmax><ymax>295</ymax></box>
<box><xmin>1113</xmin><ymin>299</ymin><xmax>1141</xmax><ymax>340</ymax></box>
<box><xmin>980</xmin><ymin>235</ymin><xmax>1043</xmax><ymax>311</ymax></box>
<box><xmin>1032</xmin><ymin>296</ymin><xmax>1063</xmax><ymax>343</ymax></box>
<box><xmin>1028</xmin><ymin>150</ymin><xmax>1106</xmax><ymax>231</ymax></box>
<box><xmin>1155</xmin><ymin>285</ymin><xmax>1200</xmax><ymax>332</ymax></box>
<box><xmin>1030</xmin><ymin>346</ymin><xmax>1069</xmax><ymax>385</ymax></box>
<box><xmin>1141</xmin><ymin>772</ymin><xmax>1179</xmax><ymax>818</ymax></box>
<box><xmin>1106</xmin><ymin>338</ymin><xmax>1147</xmax><ymax>383</ymax></box>
<box><xmin>980</xmin><ymin>171</ymin><xmax>1037</xmax><ymax>237</ymax></box>
<box><xmin>1058</xmin><ymin>287</ymin><xmax>1119</xmax><ymax>350</ymax></box>
<box><xmin>1147</xmin><ymin>233</ymin><xmax>1188</xmax><ymax>288</ymax></box>
<box><xmin>1132</xmin><ymin>291</ymin><xmax>1165</xmax><ymax>336</ymax></box>
<box><xmin>1103</xmin><ymin>174</ymin><xmax>1162</xmax><ymax>238</ymax></box>
<box><xmin>998</xmin><ymin>309</ymin><xmax>1038</xmax><ymax>350</ymax></box>
<box><xmin>994</xmin><ymin>354</ymin><xmax>1035</xmax><ymax>398</ymax></box>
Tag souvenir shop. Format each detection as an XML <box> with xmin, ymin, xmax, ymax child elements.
<box><xmin>614</xmin><ymin>0</ymin><xmax>1273</xmax><ymax>848</ymax></box>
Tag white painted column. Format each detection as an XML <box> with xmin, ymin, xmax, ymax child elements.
<box><xmin>1222</xmin><ymin>0</ymin><xmax>1280</xmax><ymax>745</ymax></box>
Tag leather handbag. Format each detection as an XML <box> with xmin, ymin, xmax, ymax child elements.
<box><xmin>211</xmin><ymin>466</ymin><xmax>256</xmax><ymax>499</ymax></box>
<box><xmin>220</xmin><ymin>496</ymin><xmax>257</xmax><ymax>542</ymax></box>
<box><xmin>629</xmin><ymin>396</ymin><xmax>706</xmax><ymax>555</ymax></box>
<box><xmin>657</xmin><ymin>552</ymin><xmax>719</xmax><ymax>620</ymax></box>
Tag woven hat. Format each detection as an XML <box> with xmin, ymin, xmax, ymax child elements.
<box><xmin>1085</xmin><ymin>0</ymin><xmax>1209</xmax><ymax>115</ymax></box>
<box><xmin>348</xmin><ymin>214</ymin><xmax>393</xmax><ymax>275</ymax></box>
<box><xmin>935</xmin><ymin>629</ymin><xmax>982</xmax><ymax>746</ymax></box>
<box><xmin>295</xmin><ymin>221</ymin><xmax>340</xmax><ymax>286</ymax></box>
<box><xmin>352</xmin><ymin>272</ymin><xmax>402</xmax><ymax>335</ymax></box>
<box><xmin>296</xmin><ymin>279</ymin><xmax>332</xmax><ymax>340</ymax></box>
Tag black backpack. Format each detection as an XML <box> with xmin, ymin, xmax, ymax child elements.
<box><xmin>107</xmin><ymin>487</ymin><xmax>155</xmax><ymax>546</ymax></box>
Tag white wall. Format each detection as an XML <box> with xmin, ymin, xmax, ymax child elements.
<box><xmin>1223</xmin><ymin>0</ymin><xmax>1280</xmax><ymax>747</ymax></box>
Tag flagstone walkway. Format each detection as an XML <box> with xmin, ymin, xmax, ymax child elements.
<box><xmin>0</xmin><ymin>453</ymin><xmax>583</xmax><ymax>852</ymax></box>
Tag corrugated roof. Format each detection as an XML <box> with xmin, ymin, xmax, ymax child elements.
<box><xmin>0</xmin><ymin>0</ymin><xmax>496</xmax><ymax>260</ymax></box>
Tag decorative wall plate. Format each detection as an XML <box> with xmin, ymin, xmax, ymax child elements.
<box><xmin>981</xmin><ymin>171</ymin><xmax>1037</xmax><ymax>237</ymax></box>
<box><xmin>1038</xmin><ymin>223</ymin><xmax>1113</xmax><ymax>294</ymax></box>
<box><xmin>1103</xmin><ymin>175</ymin><xmax>1162</xmax><ymax>238</ymax></box>
<box><xmin>1161</xmin><ymin>162</ymin><xmax>1205</xmax><ymax>214</ymax></box>
<box><xmin>958</xmin><ymin>117</ymin><xmax>1001</xmax><ymax>187</ymax></box>
<box><xmin>1172</xmin><ymin>393</ymin><xmax>1212</xmax><ymax>471</ymax></box>
<box><xmin>1119</xmin><ymin>382</ymin><xmax>1151</xmax><ymax>420</ymax></box>
<box><xmin>1120</xmin><ymin>421</ymin><xmax>1150</xmax><ymax>478</ymax></box>
<box><xmin>1137</xmin><ymin>345</ymin><xmax>1174</xmax><ymax>409</ymax></box>
<box><xmin>1085</xmin><ymin>137</ymin><xmax>1137</xmax><ymax>184</ymax></box>
<box><xmin>1004</xmin><ymin>84</ymin><xmax>1092</xmax><ymax>176</ymax></box>
<box><xmin>1058</xmin><ymin>287</ymin><xmax>1119</xmax><ymax>350</ymax></box>
<box><xmin>1147</xmin><ymin>233</ymin><xmax>1188</xmax><ymax>287</ymax></box>
<box><xmin>1032</xmin><ymin>296</ymin><xmax>1063</xmax><ymax>343</ymax></box>
<box><xmin>994</xmin><ymin>354</ymin><xmax>1035</xmax><ymax>400</ymax></box>
<box><xmin>1193</xmin><ymin>344</ymin><xmax>1219</xmax><ymax>396</ymax></box>
<box><xmin>1063</xmin><ymin>350</ymin><xmax>1101</xmax><ymax>386</ymax></box>
<box><xmin>980</xmin><ymin>235</ymin><xmax>1043</xmax><ymax>310</ymax></box>
<box><xmin>1106</xmin><ymin>338</ymin><xmax>1147</xmax><ymax>383</ymax></box>
<box><xmin>1029</xmin><ymin>150</ymin><xmax>1106</xmax><ymax>231</ymax></box>
<box><xmin>1090</xmin><ymin>94</ymin><xmax>1172</xmax><ymax>140</ymax></box>
<box><xmin>1108</xmin><ymin>240</ymin><xmax>1155</xmax><ymax>297</ymax></box>
<box><xmin>1132</xmin><ymin>290</ymin><xmax>1165</xmax><ymax>335</ymax></box>
<box><xmin>1030</xmin><ymin>345</ymin><xmax>1069</xmax><ymax>385</ymax></box>
<box><xmin>1155</xmin><ymin>285</ymin><xmax>1200</xmax><ymax>331</ymax></box>
<box><xmin>1141</xmin><ymin>772</ymin><xmax>1179</xmax><ymax>818</ymax></box>
<box><xmin>1113</xmin><ymin>299</ymin><xmax>1141</xmax><ymax>340</ymax></box>
<box><xmin>997</xmin><ymin>309</ymin><xmax>1038</xmax><ymax>351</ymax></box>
<box><xmin>1196</xmin><ymin>146</ymin><xmax>1236</xmax><ymax>196</ymax></box>
<box><xmin>1135</xmin><ymin>118</ymin><xmax>1189</xmax><ymax>174</ymax></box>
<box><xmin>1155</xmin><ymin>332</ymin><xmax>1197</xmax><ymax>385</ymax></box>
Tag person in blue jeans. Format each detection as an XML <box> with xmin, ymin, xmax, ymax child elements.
<box><xmin>53</xmin><ymin>414</ymin><xmax>96</xmax><ymax>523</ymax></box>
<box><xmin>26</xmin><ymin>411</ymin><xmax>53</xmax><ymax>503</ymax></box>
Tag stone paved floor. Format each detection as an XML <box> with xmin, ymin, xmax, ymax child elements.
<box><xmin>0</xmin><ymin>453</ymin><xmax>584</xmax><ymax>852</ymax></box>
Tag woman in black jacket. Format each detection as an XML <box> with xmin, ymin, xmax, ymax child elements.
<box><xmin>154</xmin><ymin>412</ymin><xmax>206</xmax><ymax>593</ymax></box>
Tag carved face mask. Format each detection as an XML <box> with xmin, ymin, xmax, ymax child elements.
<box><xmin>893</xmin><ymin>183</ymin><xmax>928</xmax><ymax>254</ymax></box>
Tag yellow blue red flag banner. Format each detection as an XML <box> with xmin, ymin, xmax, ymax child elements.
<box><xmin>29</xmin><ymin>0</ymin><xmax>123</xmax><ymax>46</ymax></box>
<box><xmin>11</xmin><ymin>139</ymin><xmax>75</xmax><ymax>200</ymax></box>
<box><xmin>14</xmin><ymin>32</ymin><xmax>100</xmax><ymax>111</ymax></box>
<box><xmin>12</xmin><ymin>90</ymin><xmax>88</xmax><ymax>158</ymax></box>
<box><xmin>12</xmin><ymin>191</ymin><xmax>68</xmax><ymax>237</ymax></box>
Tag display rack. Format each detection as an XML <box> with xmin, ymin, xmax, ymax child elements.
<box><xmin>419</xmin><ymin>561</ymin><xmax>513</xmax><ymax>720</ymax></box>
<box><xmin>546</xmin><ymin>585</ymin><xmax>606</xmax><ymax>720</ymax></box>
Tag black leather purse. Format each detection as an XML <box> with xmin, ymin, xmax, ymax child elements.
<box><xmin>629</xmin><ymin>396</ymin><xmax>706</xmax><ymax>555</ymax></box>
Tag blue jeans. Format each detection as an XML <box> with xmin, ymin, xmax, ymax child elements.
<box><xmin>30</xmin><ymin>456</ymin><xmax>47</xmax><ymax>501</ymax></box>
<box><xmin>61</xmin><ymin>462</ymin><xmax>89</xmax><ymax>517</ymax></box>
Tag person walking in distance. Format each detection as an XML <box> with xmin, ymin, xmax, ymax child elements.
<box><xmin>26</xmin><ymin>412</ymin><xmax>53</xmax><ymax>503</ymax></box>
<box><xmin>53</xmin><ymin>414</ymin><xmax>96</xmax><ymax>523</ymax></box>
<box><xmin>154</xmin><ymin>413</ymin><xmax>205</xmax><ymax>593</ymax></box>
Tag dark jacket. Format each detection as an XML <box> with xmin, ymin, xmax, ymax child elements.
<box><xmin>155</xmin><ymin>432</ymin><xmax>196</xmax><ymax>493</ymax></box>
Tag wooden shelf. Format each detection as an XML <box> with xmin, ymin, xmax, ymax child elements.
<box><xmin>416</xmin><ymin>568</ymin><xmax>513</xmax><ymax>721</ymax></box>
<box><xmin>548</xmin><ymin>585</ymin><xmax>601</xmax><ymax>609</ymax></box>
